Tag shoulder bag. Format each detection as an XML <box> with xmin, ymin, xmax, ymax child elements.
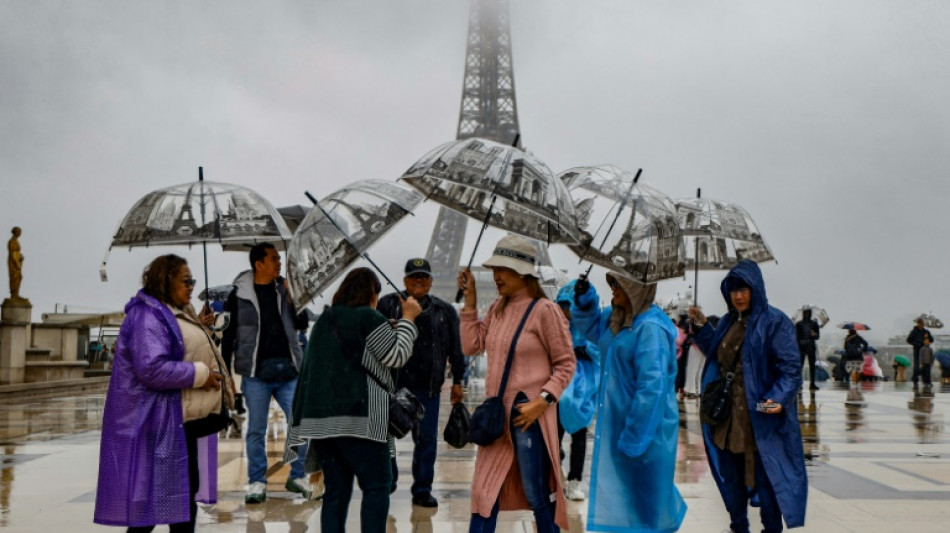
<box><xmin>700</xmin><ymin>337</ymin><xmax>743</xmax><ymax>426</ymax></box>
<box><xmin>467</xmin><ymin>298</ymin><xmax>539</xmax><ymax>446</ymax></box>
<box><xmin>326</xmin><ymin>308</ymin><xmax>424</xmax><ymax>439</ymax></box>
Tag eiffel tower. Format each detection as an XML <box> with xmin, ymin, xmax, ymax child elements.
<box><xmin>425</xmin><ymin>0</ymin><xmax>556</xmax><ymax>303</ymax></box>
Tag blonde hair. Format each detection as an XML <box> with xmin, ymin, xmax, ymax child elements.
<box><xmin>494</xmin><ymin>276</ymin><xmax>548</xmax><ymax>317</ymax></box>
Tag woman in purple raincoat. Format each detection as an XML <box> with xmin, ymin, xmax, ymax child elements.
<box><xmin>95</xmin><ymin>255</ymin><xmax>223</xmax><ymax>532</ymax></box>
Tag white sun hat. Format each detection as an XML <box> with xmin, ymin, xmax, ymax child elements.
<box><xmin>482</xmin><ymin>234</ymin><xmax>539</xmax><ymax>277</ymax></box>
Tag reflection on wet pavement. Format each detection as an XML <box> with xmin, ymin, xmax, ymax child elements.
<box><xmin>1</xmin><ymin>381</ymin><xmax>950</xmax><ymax>531</ymax></box>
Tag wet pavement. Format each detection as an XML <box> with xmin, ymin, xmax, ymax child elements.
<box><xmin>1</xmin><ymin>380</ymin><xmax>949</xmax><ymax>532</ymax></box>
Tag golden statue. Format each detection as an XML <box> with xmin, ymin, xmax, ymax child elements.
<box><xmin>7</xmin><ymin>227</ymin><xmax>24</xmax><ymax>301</ymax></box>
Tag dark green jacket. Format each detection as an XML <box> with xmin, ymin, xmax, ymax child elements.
<box><xmin>287</xmin><ymin>305</ymin><xmax>417</xmax><ymax>452</ymax></box>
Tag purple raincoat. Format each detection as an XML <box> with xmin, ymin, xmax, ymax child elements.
<box><xmin>94</xmin><ymin>290</ymin><xmax>196</xmax><ymax>527</ymax></box>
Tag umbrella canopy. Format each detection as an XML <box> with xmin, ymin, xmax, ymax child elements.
<box><xmin>674</xmin><ymin>197</ymin><xmax>775</xmax><ymax>269</ymax></box>
<box><xmin>894</xmin><ymin>355</ymin><xmax>911</xmax><ymax>367</ymax></box>
<box><xmin>558</xmin><ymin>165</ymin><xmax>686</xmax><ymax>283</ymax></box>
<box><xmin>399</xmin><ymin>138</ymin><xmax>581</xmax><ymax>244</ymax></box>
<box><xmin>792</xmin><ymin>305</ymin><xmax>830</xmax><ymax>327</ymax></box>
<box><xmin>108</xmin><ymin>180</ymin><xmax>291</xmax><ymax>249</ymax></box>
<box><xmin>100</xmin><ymin>171</ymin><xmax>292</xmax><ymax>288</ymax></box>
<box><xmin>915</xmin><ymin>313</ymin><xmax>944</xmax><ymax>329</ymax></box>
<box><xmin>837</xmin><ymin>322</ymin><xmax>870</xmax><ymax>331</ymax></box>
<box><xmin>286</xmin><ymin>179</ymin><xmax>423</xmax><ymax>311</ymax></box>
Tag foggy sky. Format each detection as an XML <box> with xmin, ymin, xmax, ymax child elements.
<box><xmin>2</xmin><ymin>0</ymin><xmax>949</xmax><ymax>347</ymax></box>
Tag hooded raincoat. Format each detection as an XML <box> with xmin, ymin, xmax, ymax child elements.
<box><xmin>572</xmin><ymin>276</ymin><xmax>687</xmax><ymax>533</ymax></box>
<box><xmin>95</xmin><ymin>290</ymin><xmax>198</xmax><ymax>527</ymax></box>
<box><xmin>555</xmin><ymin>280</ymin><xmax>602</xmax><ymax>434</ymax></box>
<box><xmin>693</xmin><ymin>260</ymin><xmax>807</xmax><ymax>528</ymax></box>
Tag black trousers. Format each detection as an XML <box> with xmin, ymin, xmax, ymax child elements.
<box><xmin>127</xmin><ymin>426</ymin><xmax>200</xmax><ymax>533</ymax></box>
<box><xmin>557</xmin><ymin>420</ymin><xmax>587</xmax><ymax>481</ymax></box>
<box><xmin>799</xmin><ymin>343</ymin><xmax>816</xmax><ymax>387</ymax></box>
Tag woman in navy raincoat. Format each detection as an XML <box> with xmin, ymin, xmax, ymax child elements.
<box><xmin>690</xmin><ymin>260</ymin><xmax>807</xmax><ymax>532</ymax></box>
<box><xmin>573</xmin><ymin>272</ymin><xmax>686</xmax><ymax>533</ymax></box>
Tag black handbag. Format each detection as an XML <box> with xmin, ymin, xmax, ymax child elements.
<box><xmin>184</xmin><ymin>405</ymin><xmax>237</xmax><ymax>438</ymax></box>
<box><xmin>326</xmin><ymin>308</ymin><xmax>424</xmax><ymax>439</ymax></box>
<box><xmin>443</xmin><ymin>401</ymin><xmax>471</xmax><ymax>448</ymax></box>
<box><xmin>700</xmin><ymin>339</ymin><xmax>743</xmax><ymax>426</ymax></box>
<box><xmin>468</xmin><ymin>299</ymin><xmax>539</xmax><ymax>446</ymax></box>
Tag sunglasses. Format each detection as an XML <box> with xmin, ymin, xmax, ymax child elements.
<box><xmin>407</xmin><ymin>274</ymin><xmax>432</xmax><ymax>281</ymax></box>
<box><xmin>182</xmin><ymin>278</ymin><xmax>197</xmax><ymax>288</ymax></box>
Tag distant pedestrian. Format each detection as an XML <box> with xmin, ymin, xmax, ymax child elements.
<box><xmin>689</xmin><ymin>259</ymin><xmax>807</xmax><ymax>533</ymax></box>
<box><xmin>572</xmin><ymin>272</ymin><xmax>687</xmax><ymax>532</ymax></box>
<box><xmin>286</xmin><ymin>267</ymin><xmax>421</xmax><ymax>533</ymax></box>
<box><xmin>795</xmin><ymin>309</ymin><xmax>821</xmax><ymax>390</ymax></box>
<box><xmin>843</xmin><ymin>329</ymin><xmax>868</xmax><ymax>383</ymax></box>
<box><xmin>457</xmin><ymin>234</ymin><xmax>575</xmax><ymax>533</ymax></box>
<box><xmin>907</xmin><ymin>318</ymin><xmax>934</xmax><ymax>385</ymax></box>
<box><xmin>377</xmin><ymin>257</ymin><xmax>465</xmax><ymax>508</ymax></box>
<box><xmin>95</xmin><ymin>255</ymin><xmax>228</xmax><ymax>533</ymax></box>
<box><xmin>919</xmin><ymin>336</ymin><xmax>934</xmax><ymax>386</ymax></box>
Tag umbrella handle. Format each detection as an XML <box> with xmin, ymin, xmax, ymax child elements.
<box><xmin>455</xmin><ymin>195</ymin><xmax>497</xmax><ymax>303</ymax></box>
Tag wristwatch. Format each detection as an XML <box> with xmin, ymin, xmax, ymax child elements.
<box><xmin>540</xmin><ymin>391</ymin><xmax>557</xmax><ymax>405</ymax></box>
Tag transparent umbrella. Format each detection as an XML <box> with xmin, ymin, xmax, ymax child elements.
<box><xmin>400</xmin><ymin>137</ymin><xmax>581</xmax><ymax>244</ymax></box>
<box><xmin>792</xmin><ymin>305</ymin><xmax>830</xmax><ymax>327</ymax></box>
<box><xmin>915</xmin><ymin>313</ymin><xmax>944</xmax><ymax>329</ymax></box>
<box><xmin>558</xmin><ymin>164</ymin><xmax>686</xmax><ymax>283</ymax></box>
<box><xmin>286</xmin><ymin>179</ymin><xmax>423</xmax><ymax>312</ymax></box>
<box><xmin>675</xmin><ymin>191</ymin><xmax>775</xmax><ymax>304</ymax></box>
<box><xmin>101</xmin><ymin>167</ymin><xmax>292</xmax><ymax>294</ymax></box>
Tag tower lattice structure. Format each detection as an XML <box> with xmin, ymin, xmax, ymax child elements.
<box><xmin>425</xmin><ymin>0</ymin><xmax>554</xmax><ymax>303</ymax></box>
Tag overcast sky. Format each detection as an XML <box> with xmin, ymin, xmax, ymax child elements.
<box><xmin>2</xmin><ymin>0</ymin><xmax>949</xmax><ymax>346</ymax></box>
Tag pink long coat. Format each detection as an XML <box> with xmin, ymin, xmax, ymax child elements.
<box><xmin>460</xmin><ymin>290</ymin><xmax>576</xmax><ymax>529</ymax></box>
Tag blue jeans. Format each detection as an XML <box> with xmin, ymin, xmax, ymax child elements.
<box><xmin>314</xmin><ymin>437</ymin><xmax>391</xmax><ymax>533</ymax></box>
<box><xmin>242</xmin><ymin>376</ymin><xmax>306</xmax><ymax>483</ymax></box>
<box><xmin>469</xmin><ymin>394</ymin><xmax>558</xmax><ymax>533</ymax></box>
<box><xmin>717</xmin><ymin>450</ymin><xmax>782</xmax><ymax>533</ymax></box>
<box><xmin>410</xmin><ymin>390</ymin><xmax>441</xmax><ymax>497</ymax></box>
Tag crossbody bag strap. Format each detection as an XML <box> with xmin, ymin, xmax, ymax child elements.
<box><xmin>325</xmin><ymin>307</ymin><xmax>395</xmax><ymax>396</ymax></box>
<box><xmin>496</xmin><ymin>298</ymin><xmax>540</xmax><ymax>398</ymax></box>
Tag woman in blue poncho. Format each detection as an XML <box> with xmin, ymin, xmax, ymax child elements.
<box><xmin>573</xmin><ymin>272</ymin><xmax>686</xmax><ymax>533</ymax></box>
<box><xmin>689</xmin><ymin>260</ymin><xmax>807</xmax><ymax>533</ymax></box>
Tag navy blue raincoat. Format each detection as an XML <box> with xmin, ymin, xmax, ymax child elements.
<box><xmin>693</xmin><ymin>260</ymin><xmax>807</xmax><ymax>528</ymax></box>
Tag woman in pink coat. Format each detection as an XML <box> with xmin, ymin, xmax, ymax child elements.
<box><xmin>457</xmin><ymin>235</ymin><xmax>576</xmax><ymax>533</ymax></box>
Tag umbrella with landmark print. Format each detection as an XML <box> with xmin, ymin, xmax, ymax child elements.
<box><xmin>557</xmin><ymin>164</ymin><xmax>686</xmax><ymax>284</ymax></box>
<box><xmin>100</xmin><ymin>167</ymin><xmax>292</xmax><ymax>296</ymax></box>
<box><xmin>286</xmin><ymin>179</ymin><xmax>423</xmax><ymax>312</ymax></box>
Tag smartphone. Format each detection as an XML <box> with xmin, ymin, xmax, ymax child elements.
<box><xmin>756</xmin><ymin>401</ymin><xmax>778</xmax><ymax>412</ymax></box>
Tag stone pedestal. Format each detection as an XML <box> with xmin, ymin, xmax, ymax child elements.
<box><xmin>0</xmin><ymin>300</ymin><xmax>31</xmax><ymax>385</ymax></box>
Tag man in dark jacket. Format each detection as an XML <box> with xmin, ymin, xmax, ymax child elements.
<box><xmin>377</xmin><ymin>258</ymin><xmax>465</xmax><ymax>508</ymax></box>
<box><xmin>222</xmin><ymin>243</ymin><xmax>311</xmax><ymax>504</ymax></box>
<box><xmin>907</xmin><ymin>318</ymin><xmax>934</xmax><ymax>385</ymax></box>
<box><xmin>796</xmin><ymin>309</ymin><xmax>821</xmax><ymax>390</ymax></box>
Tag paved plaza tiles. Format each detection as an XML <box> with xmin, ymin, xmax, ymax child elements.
<box><xmin>0</xmin><ymin>380</ymin><xmax>948</xmax><ymax>532</ymax></box>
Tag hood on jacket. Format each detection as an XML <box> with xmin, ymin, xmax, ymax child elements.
<box><xmin>556</xmin><ymin>280</ymin><xmax>576</xmax><ymax>305</ymax></box>
<box><xmin>719</xmin><ymin>259</ymin><xmax>768</xmax><ymax>315</ymax></box>
<box><xmin>607</xmin><ymin>272</ymin><xmax>657</xmax><ymax>334</ymax></box>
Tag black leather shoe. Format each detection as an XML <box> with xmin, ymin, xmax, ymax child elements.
<box><xmin>412</xmin><ymin>494</ymin><xmax>439</xmax><ymax>508</ymax></box>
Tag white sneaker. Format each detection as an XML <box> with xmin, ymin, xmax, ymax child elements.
<box><xmin>245</xmin><ymin>481</ymin><xmax>267</xmax><ymax>504</ymax></box>
<box><xmin>565</xmin><ymin>479</ymin><xmax>585</xmax><ymax>501</ymax></box>
<box><xmin>285</xmin><ymin>477</ymin><xmax>312</xmax><ymax>498</ymax></box>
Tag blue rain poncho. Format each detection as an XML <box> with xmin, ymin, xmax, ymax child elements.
<box><xmin>555</xmin><ymin>280</ymin><xmax>601</xmax><ymax>434</ymax></box>
<box><xmin>574</xmin><ymin>295</ymin><xmax>687</xmax><ymax>532</ymax></box>
<box><xmin>693</xmin><ymin>260</ymin><xmax>808</xmax><ymax>528</ymax></box>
